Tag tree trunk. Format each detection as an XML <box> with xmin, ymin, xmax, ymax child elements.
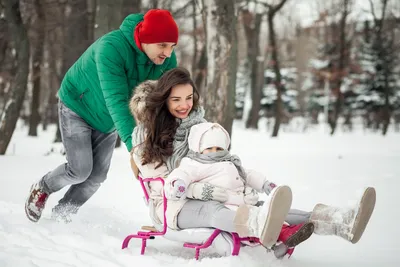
<box><xmin>378</xmin><ymin>0</ymin><xmax>390</xmax><ymax>136</ymax></box>
<box><xmin>150</xmin><ymin>0</ymin><xmax>158</xmax><ymax>9</ymax></box>
<box><xmin>95</xmin><ymin>1</ymin><xmax>120</xmax><ymax>39</ymax></box>
<box><xmin>95</xmin><ymin>0</ymin><xmax>140</xmax><ymax>40</ymax></box>
<box><xmin>191</xmin><ymin>0</ymin><xmax>198</xmax><ymax>75</ymax></box>
<box><xmin>382</xmin><ymin>70</ymin><xmax>391</xmax><ymax>135</ymax></box>
<box><xmin>194</xmin><ymin>44</ymin><xmax>207</xmax><ymax>94</ymax></box>
<box><xmin>87</xmin><ymin>0</ymin><xmax>96</xmax><ymax>41</ymax></box>
<box><xmin>329</xmin><ymin>0</ymin><xmax>349</xmax><ymax>135</ymax></box>
<box><xmin>122</xmin><ymin>0</ymin><xmax>142</xmax><ymax>18</ymax></box>
<box><xmin>0</xmin><ymin>16</ymin><xmax>8</xmax><ymax>70</ymax></box>
<box><xmin>57</xmin><ymin>0</ymin><xmax>90</xmax><ymax>142</ymax></box>
<box><xmin>244</xmin><ymin>11</ymin><xmax>263</xmax><ymax>129</ymax></box>
<box><xmin>267</xmin><ymin>2</ymin><xmax>286</xmax><ymax>137</ymax></box>
<box><xmin>0</xmin><ymin>10</ymin><xmax>13</xmax><ymax>113</ymax></box>
<box><xmin>204</xmin><ymin>0</ymin><xmax>237</xmax><ymax>136</ymax></box>
<box><xmin>268</xmin><ymin>17</ymin><xmax>283</xmax><ymax>137</ymax></box>
<box><xmin>41</xmin><ymin>0</ymin><xmax>63</xmax><ymax>134</ymax></box>
<box><xmin>193</xmin><ymin>0</ymin><xmax>208</xmax><ymax>94</ymax></box>
<box><xmin>28</xmin><ymin>0</ymin><xmax>46</xmax><ymax>136</ymax></box>
<box><xmin>53</xmin><ymin>0</ymin><xmax>91</xmax><ymax>142</ymax></box>
<box><xmin>62</xmin><ymin>0</ymin><xmax>90</xmax><ymax>78</ymax></box>
<box><xmin>0</xmin><ymin>0</ymin><xmax>30</xmax><ymax>154</ymax></box>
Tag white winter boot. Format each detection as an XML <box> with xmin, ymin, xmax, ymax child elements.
<box><xmin>233</xmin><ymin>185</ymin><xmax>292</xmax><ymax>248</ymax></box>
<box><xmin>310</xmin><ymin>187</ymin><xmax>376</xmax><ymax>244</ymax></box>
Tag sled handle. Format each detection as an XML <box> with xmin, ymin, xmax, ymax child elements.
<box><xmin>138</xmin><ymin>176</ymin><xmax>168</xmax><ymax>236</ymax></box>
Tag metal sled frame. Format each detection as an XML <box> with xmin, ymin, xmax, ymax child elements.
<box><xmin>121</xmin><ymin>176</ymin><xmax>259</xmax><ymax>260</ymax></box>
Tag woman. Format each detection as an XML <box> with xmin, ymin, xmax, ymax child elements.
<box><xmin>130</xmin><ymin>67</ymin><xmax>376</xmax><ymax>257</ymax></box>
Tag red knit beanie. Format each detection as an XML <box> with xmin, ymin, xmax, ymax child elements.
<box><xmin>137</xmin><ymin>9</ymin><xmax>179</xmax><ymax>44</ymax></box>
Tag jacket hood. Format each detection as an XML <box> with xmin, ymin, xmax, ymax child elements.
<box><xmin>129</xmin><ymin>80</ymin><xmax>157</xmax><ymax>123</ymax></box>
<box><xmin>188</xmin><ymin>122</ymin><xmax>231</xmax><ymax>153</ymax></box>
<box><xmin>119</xmin><ymin>13</ymin><xmax>143</xmax><ymax>54</ymax></box>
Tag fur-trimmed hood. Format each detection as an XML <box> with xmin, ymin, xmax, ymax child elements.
<box><xmin>129</xmin><ymin>80</ymin><xmax>157</xmax><ymax>123</ymax></box>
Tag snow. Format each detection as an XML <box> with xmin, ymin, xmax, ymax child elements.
<box><xmin>1</xmin><ymin>121</ymin><xmax>400</xmax><ymax>267</ymax></box>
<box><xmin>309</xmin><ymin>59</ymin><xmax>329</xmax><ymax>70</ymax></box>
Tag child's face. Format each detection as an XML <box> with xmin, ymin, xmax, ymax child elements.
<box><xmin>201</xmin><ymin>146</ymin><xmax>224</xmax><ymax>154</ymax></box>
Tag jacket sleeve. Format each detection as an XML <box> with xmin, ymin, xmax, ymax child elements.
<box><xmin>245</xmin><ymin>168</ymin><xmax>269</xmax><ymax>192</ymax></box>
<box><xmin>95</xmin><ymin>40</ymin><xmax>135</xmax><ymax>152</ymax></box>
<box><xmin>165</xmin><ymin>158</ymin><xmax>199</xmax><ymax>186</ymax></box>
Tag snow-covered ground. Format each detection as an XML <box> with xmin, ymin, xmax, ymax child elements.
<box><xmin>1</xmin><ymin>121</ymin><xmax>399</xmax><ymax>267</ymax></box>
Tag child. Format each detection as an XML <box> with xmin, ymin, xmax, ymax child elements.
<box><xmin>164</xmin><ymin>122</ymin><xmax>314</xmax><ymax>257</ymax></box>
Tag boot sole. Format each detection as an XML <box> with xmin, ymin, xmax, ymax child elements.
<box><xmin>284</xmin><ymin>221</ymin><xmax>314</xmax><ymax>248</ymax></box>
<box><xmin>350</xmin><ymin>187</ymin><xmax>376</xmax><ymax>244</ymax></box>
<box><xmin>260</xmin><ymin>186</ymin><xmax>292</xmax><ymax>248</ymax></box>
<box><xmin>25</xmin><ymin>200</ymin><xmax>39</xmax><ymax>223</ymax></box>
<box><xmin>24</xmin><ymin>184</ymin><xmax>40</xmax><ymax>223</ymax></box>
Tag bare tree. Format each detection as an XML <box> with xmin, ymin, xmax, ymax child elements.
<box><xmin>194</xmin><ymin>45</ymin><xmax>207</xmax><ymax>93</ymax></box>
<box><xmin>203</xmin><ymin>0</ymin><xmax>238</xmax><ymax>135</ymax></box>
<box><xmin>62</xmin><ymin>0</ymin><xmax>90</xmax><ymax>77</ymax></box>
<box><xmin>28</xmin><ymin>0</ymin><xmax>45</xmax><ymax>136</ymax></box>
<box><xmin>38</xmin><ymin>0</ymin><xmax>91</xmax><ymax>142</ymax></box>
<box><xmin>122</xmin><ymin>0</ymin><xmax>141</xmax><ymax>17</ymax></box>
<box><xmin>87</xmin><ymin>0</ymin><xmax>96</xmax><ymax>41</ymax></box>
<box><xmin>95</xmin><ymin>0</ymin><xmax>127</xmax><ymax>39</ymax></box>
<box><xmin>191</xmin><ymin>0</ymin><xmax>198</xmax><ymax>75</ymax></box>
<box><xmin>0</xmin><ymin>5</ymin><xmax>14</xmax><ymax>113</ymax></box>
<box><xmin>0</xmin><ymin>0</ymin><xmax>30</xmax><ymax>154</ymax></box>
<box><xmin>262</xmin><ymin>0</ymin><xmax>288</xmax><ymax>137</ymax></box>
<box><xmin>242</xmin><ymin>7</ymin><xmax>263</xmax><ymax>129</ymax></box>
<box><xmin>193</xmin><ymin>0</ymin><xmax>208</xmax><ymax>94</ymax></box>
<box><xmin>41</xmin><ymin>0</ymin><xmax>64</xmax><ymax>141</ymax></box>
<box><xmin>150</xmin><ymin>0</ymin><xmax>158</xmax><ymax>9</ymax></box>
<box><xmin>328</xmin><ymin>0</ymin><xmax>352</xmax><ymax>135</ymax></box>
<box><xmin>365</xmin><ymin>0</ymin><xmax>397</xmax><ymax>135</ymax></box>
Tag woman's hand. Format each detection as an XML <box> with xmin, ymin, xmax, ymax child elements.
<box><xmin>130</xmin><ymin>151</ymin><xmax>139</xmax><ymax>179</ymax></box>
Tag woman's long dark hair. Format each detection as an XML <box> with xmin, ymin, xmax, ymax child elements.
<box><xmin>141</xmin><ymin>67</ymin><xmax>200</xmax><ymax>167</ymax></box>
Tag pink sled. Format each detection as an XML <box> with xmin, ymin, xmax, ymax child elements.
<box><xmin>121</xmin><ymin>176</ymin><xmax>259</xmax><ymax>260</ymax></box>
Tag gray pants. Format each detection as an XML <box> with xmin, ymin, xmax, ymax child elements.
<box><xmin>177</xmin><ymin>200</ymin><xmax>237</xmax><ymax>232</ymax></box>
<box><xmin>177</xmin><ymin>200</ymin><xmax>311</xmax><ymax>231</ymax></box>
<box><xmin>41</xmin><ymin>101</ymin><xmax>117</xmax><ymax>211</ymax></box>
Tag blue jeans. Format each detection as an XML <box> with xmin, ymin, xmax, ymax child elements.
<box><xmin>41</xmin><ymin>101</ymin><xmax>117</xmax><ymax>211</ymax></box>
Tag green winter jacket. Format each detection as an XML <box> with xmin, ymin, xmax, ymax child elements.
<box><xmin>58</xmin><ymin>13</ymin><xmax>177</xmax><ymax>152</ymax></box>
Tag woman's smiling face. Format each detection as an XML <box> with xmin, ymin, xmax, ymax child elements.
<box><xmin>167</xmin><ymin>83</ymin><xmax>194</xmax><ymax>119</ymax></box>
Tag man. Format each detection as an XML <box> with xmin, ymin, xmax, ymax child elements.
<box><xmin>24</xmin><ymin>9</ymin><xmax>179</xmax><ymax>223</ymax></box>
